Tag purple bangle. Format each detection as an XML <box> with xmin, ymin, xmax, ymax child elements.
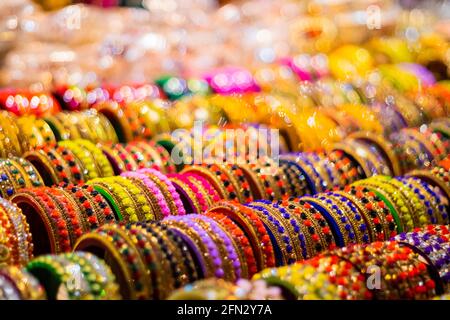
<box><xmin>183</xmin><ymin>173</ymin><xmax>221</xmax><ymax>202</ymax></box>
<box><xmin>166</xmin><ymin>216</ymin><xmax>224</xmax><ymax>278</ymax></box>
<box><xmin>163</xmin><ymin>222</ymin><xmax>208</xmax><ymax>278</ymax></box>
<box><xmin>169</xmin><ymin>179</ymin><xmax>197</xmax><ymax>214</ymax></box>
<box><xmin>121</xmin><ymin>171</ymin><xmax>171</xmax><ymax>218</ymax></box>
<box><xmin>168</xmin><ymin>174</ymin><xmax>208</xmax><ymax>213</ymax></box>
<box><xmin>192</xmin><ymin>214</ymin><xmax>242</xmax><ymax>279</ymax></box>
<box><xmin>394</xmin><ymin>231</ymin><xmax>450</xmax><ymax>284</ymax></box>
<box><xmin>138</xmin><ymin>168</ymin><xmax>186</xmax><ymax>215</ymax></box>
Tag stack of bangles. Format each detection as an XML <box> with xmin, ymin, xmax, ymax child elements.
<box><xmin>0</xmin><ymin>160</ymin><xmax>444</xmax><ymax>299</ymax></box>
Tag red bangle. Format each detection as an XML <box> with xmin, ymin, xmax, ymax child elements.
<box><xmin>205</xmin><ymin>211</ymin><xmax>257</xmax><ymax>278</ymax></box>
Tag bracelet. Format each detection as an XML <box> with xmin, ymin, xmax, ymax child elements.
<box><xmin>0</xmin><ymin>266</ymin><xmax>46</xmax><ymax>300</ymax></box>
<box><xmin>168</xmin><ymin>174</ymin><xmax>207</xmax><ymax>213</ymax></box>
<box><xmin>139</xmin><ymin>168</ymin><xmax>186</xmax><ymax>215</ymax></box>
<box><xmin>59</xmin><ymin>141</ymin><xmax>100</xmax><ymax>181</ymax></box>
<box><xmin>75</xmin><ymin>140</ymin><xmax>114</xmax><ymax>178</ymax></box>
<box><xmin>163</xmin><ymin>216</ymin><xmax>222</xmax><ymax>278</ymax></box>
<box><xmin>75</xmin><ymin>223</ymin><xmax>151</xmax><ymax>299</ymax></box>
<box><xmin>207</xmin><ymin>202</ymin><xmax>275</xmax><ymax>270</ymax></box>
<box><xmin>12</xmin><ymin>189</ymin><xmax>72</xmax><ymax>253</ymax></box>
<box><xmin>205</xmin><ymin>211</ymin><xmax>257</xmax><ymax>278</ymax></box>
<box><xmin>121</xmin><ymin>172</ymin><xmax>168</xmax><ymax>219</ymax></box>
<box><xmin>94</xmin><ymin>101</ymin><xmax>132</xmax><ymax>142</ymax></box>
<box><xmin>192</xmin><ymin>215</ymin><xmax>242</xmax><ymax>281</ymax></box>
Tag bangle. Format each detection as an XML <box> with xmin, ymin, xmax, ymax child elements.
<box><xmin>302</xmin><ymin>196</ymin><xmax>352</xmax><ymax>247</ymax></box>
<box><xmin>150</xmin><ymin>222</ymin><xmax>199</xmax><ymax>284</ymax></box>
<box><xmin>43</xmin><ymin>115</ymin><xmax>71</xmax><ymax>141</ymax></box>
<box><xmin>12</xmin><ymin>189</ymin><xmax>72</xmax><ymax>253</ymax></box>
<box><xmin>67</xmin><ymin>251</ymin><xmax>121</xmax><ymax>300</ymax></box>
<box><xmin>46</xmin><ymin>188</ymin><xmax>87</xmax><ymax>245</ymax></box>
<box><xmin>23</xmin><ymin>149</ymin><xmax>60</xmax><ymax>186</ymax></box>
<box><xmin>99</xmin><ymin>143</ymin><xmax>127</xmax><ymax>175</ymax></box>
<box><xmin>87</xmin><ymin>180</ymin><xmax>130</xmax><ymax>222</ymax></box>
<box><xmin>54</xmin><ymin>145</ymin><xmax>85</xmax><ymax>184</ymax></box>
<box><xmin>207</xmin><ymin>202</ymin><xmax>275</xmax><ymax>270</ymax></box>
<box><xmin>34</xmin><ymin>145</ymin><xmax>73</xmax><ymax>185</ymax></box>
<box><xmin>205</xmin><ymin>211</ymin><xmax>257</xmax><ymax>278</ymax></box>
<box><xmin>408</xmin><ymin>167</ymin><xmax>450</xmax><ymax>202</ymax></box>
<box><xmin>163</xmin><ymin>216</ymin><xmax>223</xmax><ymax>278</ymax></box>
<box><xmin>111</xmin><ymin>143</ymin><xmax>139</xmax><ymax>172</ymax></box>
<box><xmin>0</xmin><ymin>197</ymin><xmax>33</xmax><ymax>265</ymax></box>
<box><xmin>0</xmin><ymin>266</ymin><xmax>46</xmax><ymax>300</ymax></box>
<box><xmin>192</xmin><ymin>215</ymin><xmax>242</xmax><ymax>281</ymax></box>
<box><xmin>323</xmin><ymin>193</ymin><xmax>371</xmax><ymax>244</ymax></box>
<box><xmin>184</xmin><ymin>173</ymin><xmax>222</xmax><ymax>204</ymax></box>
<box><xmin>59</xmin><ymin>141</ymin><xmax>100</xmax><ymax>181</ymax></box>
<box><xmin>351</xmin><ymin>179</ymin><xmax>404</xmax><ymax>234</ymax></box>
<box><xmin>255</xmin><ymin>200</ymin><xmax>308</xmax><ymax>261</ymax></box>
<box><xmin>122</xmin><ymin>172</ymin><xmax>169</xmax><ymax>219</ymax></box>
<box><xmin>94</xmin><ymin>101</ymin><xmax>132</xmax><ymax>142</ymax></box>
<box><xmin>74</xmin><ymin>227</ymin><xmax>146</xmax><ymax>299</ymax></box>
<box><xmin>54</xmin><ymin>113</ymin><xmax>82</xmax><ymax>140</ymax></box>
<box><xmin>246</xmin><ymin>203</ymin><xmax>295</xmax><ymax>266</ymax></box>
<box><xmin>138</xmin><ymin>168</ymin><xmax>186</xmax><ymax>215</ymax></box>
<box><xmin>348</xmin><ymin>131</ymin><xmax>402</xmax><ymax>176</ymax></box>
<box><xmin>326</xmin><ymin>150</ymin><xmax>365</xmax><ymax>186</ymax></box>
<box><xmin>288</xmin><ymin>198</ymin><xmax>337</xmax><ymax>254</ymax></box>
<box><xmin>168</xmin><ymin>174</ymin><xmax>207</xmax><ymax>213</ymax></box>
<box><xmin>134</xmin><ymin>223</ymin><xmax>193</xmax><ymax>291</ymax></box>
<box><xmin>369</xmin><ymin>176</ymin><xmax>427</xmax><ymax>229</ymax></box>
<box><xmin>74</xmin><ymin>140</ymin><xmax>114</xmax><ymax>178</ymax></box>
<box><xmin>62</xmin><ymin>185</ymin><xmax>101</xmax><ymax>229</ymax></box>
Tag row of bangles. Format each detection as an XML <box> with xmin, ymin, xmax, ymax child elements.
<box><xmin>0</xmin><ymin>160</ymin><xmax>449</xmax><ymax>300</ymax></box>
<box><xmin>0</xmin><ymin>116</ymin><xmax>449</xmax><ymax>299</ymax></box>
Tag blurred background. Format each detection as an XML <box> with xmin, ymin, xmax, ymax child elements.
<box><xmin>0</xmin><ymin>0</ymin><xmax>449</xmax><ymax>90</ymax></box>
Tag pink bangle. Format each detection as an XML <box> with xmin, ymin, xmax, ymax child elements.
<box><xmin>168</xmin><ymin>174</ymin><xmax>209</xmax><ymax>213</ymax></box>
<box><xmin>137</xmin><ymin>168</ymin><xmax>186</xmax><ymax>215</ymax></box>
<box><xmin>183</xmin><ymin>173</ymin><xmax>221</xmax><ymax>202</ymax></box>
<box><xmin>121</xmin><ymin>171</ymin><xmax>172</xmax><ymax>218</ymax></box>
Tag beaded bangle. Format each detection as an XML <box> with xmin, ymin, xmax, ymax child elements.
<box><xmin>246</xmin><ymin>203</ymin><xmax>295</xmax><ymax>266</ymax></box>
<box><xmin>227</xmin><ymin>164</ymin><xmax>254</xmax><ymax>202</ymax></box>
<box><xmin>288</xmin><ymin>199</ymin><xmax>338</xmax><ymax>254</ymax></box>
<box><xmin>247</xmin><ymin>162</ymin><xmax>280</xmax><ymax>201</ymax></box>
<box><xmin>10</xmin><ymin>157</ymin><xmax>43</xmax><ymax>188</ymax></box>
<box><xmin>74</xmin><ymin>228</ymin><xmax>146</xmax><ymax>299</ymax></box>
<box><xmin>396</xmin><ymin>177</ymin><xmax>440</xmax><ymax>225</ymax></box>
<box><xmin>26</xmin><ymin>254</ymin><xmax>89</xmax><ymax>300</ymax></box>
<box><xmin>203</xmin><ymin>164</ymin><xmax>243</xmax><ymax>202</ymax></box>
<box><xmin>207</xmin><ymin>202</ymin><xmax>275</xmax><ymax>270</ymax></box>
<box><xmin>347</xmin><ymin>185</ymin><xmax>396</xmax><ymax>239</ymax></box>
<box><xmin>192</xmin><ymin>215</ymin><xmax>242</xmax><ymax>281</ymax></box>
<box><xmin>0</xmin><ymin>198</ymin><xmax>33</xmax><ymax>265</ymax></box>
<box><xmin>99</xmin><ymin>144</ymin><xmax>127</xmax><ymax>175</ymax></box>
<box><xmin>139</xmin><ymin>168</ymin><xmax>186</xmax><ymax>215</ymax></box>
<box><xmin>43</xmin><ymin>115</ymin><xmax>71</xmax><ymax>141</ymax></box>
<box><xmin>0</xmin><ymin>266</ymin><xmax>46</xmax><ymax>300</ymax></box>
<box><xmin>36</xmin><ymin>145</ymin><xmax>73</xmax><ymax>185</ymax></box>
<box><xmin>111</xmin><ymin>143</ymin><xmax>139</xmax><ymax>172</ymax></box>
<box><xmin>0</xmin><ymin>159</ymin><xmax>30</xmax><ymax>192</ymax></box>
<box><xmin>281</xmin><ymin>155</ymin><xmax>325</xmax><ymax>194</ymax></box>
<box><xmin>323</xmin><ymin>193</ymin><xmax>371</xmax><ymax>244</ymax></box>
<box><xmin>352</xmin><ymin>179</ymin><xmax>404</xmax><ymax>233</ymax></box>
<box><xmin>62</xmin><ymin>185</ymin><xmax>101</xmax><ymax>230</ymax></box>
<box><xmin>124</xmin><ymin>144</ymin><xmax>155</xmax><ymax>170</ymax></box>
<box><xmin>59</xmin><ymin>141</ymin><xmax>100</xmax><ymax>181</ymax></box>
<box><xmin>355</xmin><ymin>177</ymin><xmax>414</xmax><ymax>232</ymax></box>
<box><xmin>75</xmin><ymin>140</ymin><xmax>114</xmax><ymax>178</ymax></box>
<box><xmin>107</xmin><ymin>176</ymin><xmax>154</xmax><ymax>221</ymax></box>
<box><xmin>164</xmin><ymin>217</ymin><xmax>223</xmax><ymax>278</ymax></box>
<box><xmin>54</xmin><ymin>145</ymin><xmax>85</xmax><ymax>183</ymax></box>
<box><xmin>47</xmin><ymin>188</ymin><xmax>87</xmax><ymax>245</ymax></box>
<box><xmin>369</xmin><ymin>176</ymin><xmax>427</xmax><ymax>229</ymax></box>
<box><xmin>54</xmin><ymin>113</ymin><xmax>82</xmax><ymax>139</ymax></box>
<box><xmin>205</xmin><ymin>211</ymin><xmax>256</xmax><ymax>278</ymax></box>
<box><xmin>121</xmin><ymin>172</ymin><xmax>168</xmax><ymax>219</ymax></box>
<box><xmin>304</xmin><ymin>196</ymin><xmax>354</xmax><ymax>247</ymax></box>
<box><xmin>348</xmin><ymin>132</ymin><xmax>402</xmax><ymax>176</ymax></box>
<box><xmin>408</xmin><ymin>168</ymin><xmax>450</xmax><ymax>203</ymax></box>
<box><xmin>93</xmin><ymin>225</ymin><xmax>152</xmax><ymax>297</ymax></box>
<box><xmin>405</xmin><ymin>176</ymin><xmax>449</xmax><ymax>225</ymax></box>
<box><xmin>0</xmin><ymin>162</ymin><xmax>17</xmax><ymax>198</ymax></box>
<box><xmin>279</xmin><ymin>160</ymin><xmax>310</xmax><ymax>197</ymax></box>
<box><xmin>255</xmin><ymin>200</ymin><xmax>308</xmax><ymax>261</ymax></box>
<box><xmin>162</xmin><ymin>219</ymin><xmax>207</xmax><ymax>279</ymax></box>
<box><xmin>118</xmin><ymin>224</ymin><xmax>162</xmax><ymax>299</ymax></box>
<box><xmin>235</xmin><ymin>163</ymin><xmax>266</xmax><ymax>199</ymax></box>
<box><xmin>184</xmin><ymin>173</ymin><xmax>221</xmax><ymax>204</ymax></box>
<box><xmin>87</xmin><ymin>180</ymin><xmax>134</xmax><ymax>222</ymax></box>
<box><xmin>168</xmin><ymin>174</ymin><xmax>208</xmax><ymax>213</ymax></box>
<box><xmin>149</xmin><ymin>222</ymin><xmax>198</xmax><ymax>284</ymax></box>
<box><xmin>12</xmin><ymin>189</ymin><xmax>72</xmax><ymax>254</ymax></box>
<box><xmin>94</xmin><ymin>101</ymin><xmax>132</xmax><ymax>142</ymax></box>
<box><xmin>327</xmin><ymin>150</ymin><xmax>365</xmax><ymax>186</ymax></box>
<box><xmin>23</xmin><ymin>150</ymin><xmax>60</xmax><ymax>186</ymax></box>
